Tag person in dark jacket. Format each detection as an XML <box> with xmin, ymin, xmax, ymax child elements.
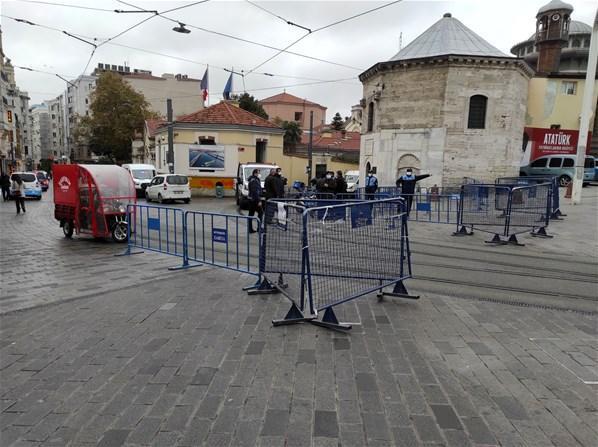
<box><xmin>0</xmin><ymin>172</ymin><xmax>10</xmax><ymax>201</ymax></box>
<box><xmin>273</xmin><ymin>168</ymin><xmax>285</xmax><ymax>198</ymax></box>
<box><xmin>396</xmin><ymin>169</ymin><xmax>431</xmax><ymax>215</ymax></box>
<box><xmin>247</xmin><ymin>169</ymin><xmax>263</xmax><ymax>233</ymax></box>
<box><xmin>335</xmin><ymin>170</ymin><xmax>347</xmax><ymax>195</ymax></box>
<box><xmin>264</xmin><ymin>169</ymin><xmax>277</xmax><ymax>200</ymax></box>
<box><xmin>316</xmin><ymin>171</ymin><xmax>336</xmax><ymax>194</ymax></box>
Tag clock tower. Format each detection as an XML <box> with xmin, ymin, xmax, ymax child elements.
<box><xmin>535</xmin><ymin>0</ymin><xmax>573</xmax><ymax>73</ymax></box>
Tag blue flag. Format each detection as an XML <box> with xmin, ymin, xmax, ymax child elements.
<box><xmin>223</xmin><ymin>73</ymin><xmax>233</xmax><ymax>100</ymax></box>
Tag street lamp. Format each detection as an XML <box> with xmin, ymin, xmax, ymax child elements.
<box><xmin>172</xmin><ymin>22</ymin><xmax>190</xmax><ymax>33</ymax></box>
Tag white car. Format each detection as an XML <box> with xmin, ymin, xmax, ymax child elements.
<box><xmin>10</xmin><ymin>172</ymin><xmax>42</xmax><ymax>200</ymax></box>
<box><xmin>145</xmin><ymin>174</ymin><xmax>191</xmax><ymax>204</ymax></box>
<box><xmin>122</xmin><ymin>163</ymin><xmax>156</xmax><ymax>195</ymax></box>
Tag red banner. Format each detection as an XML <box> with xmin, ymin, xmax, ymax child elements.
<box><xmin>525</xmin><ymin>127</ymin><xmax>592</xmax><ymax>161</ymax></box>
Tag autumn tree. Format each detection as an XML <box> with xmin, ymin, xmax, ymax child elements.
<box><xmin>73</xmin><ymin>72</ymin><xmax>156</xmax><ymax>163</ymax></box>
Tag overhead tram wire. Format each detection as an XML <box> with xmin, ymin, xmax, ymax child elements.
<box><xmin>245</xmin><ymin>0</ymin><xmax>311</xmax><ymax>32</ymax></box>
<box><xmin>246</xmin><ymin>0</ymin><xmax>404</xmax><ymax>75</ymax></box>
<box><xmin>116</xmin><ymin>0</ymin><xmax>364</xmax><ymax>71</ymax></box>
<box><xmin>15</xmin><ymin>0</ymin><xmax>115</xmax><ymax>12</ymax></box>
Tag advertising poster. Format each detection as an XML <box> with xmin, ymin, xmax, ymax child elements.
<box><xmin>188</xmin><ymin>144</ymin><xmax>225</xmax><ymax>170</ymax></box>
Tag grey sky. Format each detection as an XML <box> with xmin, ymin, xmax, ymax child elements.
<box><xmin>2</xmin><ymin>0</ymin><xmax>596</xmax><ymax>120</ymax></box>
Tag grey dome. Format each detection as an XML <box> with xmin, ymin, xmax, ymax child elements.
<box><xmin>538</xmin><ymin>0</ymin><xmax>573</xmax><ymax>15</ymax></box>
<box><xmin>390</xmin><ymin>14</ymin><xmax>508</xmax><ymax>61</ymax></box>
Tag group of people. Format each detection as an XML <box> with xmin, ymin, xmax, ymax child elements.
<box><xmin>314</xmin><ymin>170</ymin><xmax>347</xmax><ymax>195</ymax></box>
<box><xmin>246</xmin><ymin>167</ymin><xmax>286</xmax><ymax>233</ymax></box>
<box><xmin>0</xmin><ymin>172</ymin><xmax>26</xmax><ymax>214</ymax></box>
<box><xmin>364</xmin><ymin>168</ymin><xmax>431</xmax><ymax>215</ymax></box>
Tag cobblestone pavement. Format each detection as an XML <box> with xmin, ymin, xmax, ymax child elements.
<box><xmin>1</xmin><ymin>265</ymin><xmax>598</xmax><ymax>447</ymax></box>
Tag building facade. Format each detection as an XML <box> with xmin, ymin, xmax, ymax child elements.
<box><xmin>65</xmin><ymin>74</ymin><xmax>96</xmax><ymax>161</ymax></box>
<box><xmin>359</xmin><ymin>13</ymin><xmax>532</xmax><ymax>187</ymax></box>
<box><xmin>511</xmin><ymin>0</ymin><xmax>598</xmax><ymax>163</ymax></box>
<box><xmin>45</xmin><ymin>96</ymin><xmax>66</xmax><ymax>160</ymax></box>
<box><xmin>29</xmin><ymin>104</ymin><xmax>51</xmax><ymax>165</ymax></box>
<box><xmin>260</xmin><ymin>92</ymin><xmax>327</xmax><ymax>130</ymax></box>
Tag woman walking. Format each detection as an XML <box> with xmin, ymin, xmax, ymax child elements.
<box><xmin>11</xmin><ymin>174</ymin><xmax>25</xmax><ymax>214</ymax></box>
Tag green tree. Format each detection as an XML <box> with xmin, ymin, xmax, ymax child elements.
<box><xmin>232</xmin><ymin>92</ymin><xmax>269</xmax><ymax>119</ymax></box>
<box><xmin>281</xmin><ymin>120</ymin><xmax>302</xmax><ymax>150</ymax></box>
<box><xmin>73</xmin><ymin>72</ymin><xmax>156</xmax><ymax>163</ymax></box>
<box><xmin>331</xmin><ymin>112</ymin><xmax>344</xmax><ymax>130</ymax></box>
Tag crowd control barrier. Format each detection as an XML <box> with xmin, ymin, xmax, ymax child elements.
<box><xmin>457</xmin><ymin>183</ymin><xmax>552</xmax><ymax>245</ymax></box>
<box><xmin>495</xmin><ymin>176</ymin><xmax>563</xmax><ymax>219</ymax></box>
<box><xmin>248</xmin><ymin>197</ymin><xmax>418</xmax><ymax>331</ymax></box>
<box><xmin>121</xmin><ymin>204</ymin><xmax>261</xmax><ymax>275</ymax></box>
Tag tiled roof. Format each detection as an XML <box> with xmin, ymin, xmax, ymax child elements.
<box><xmin>174</xmin><ymin>101</ymin><xmax>282</xmax><ymax>129</ymax></box>
<box><xmin>390</xmin><ymin>13</ymin><xmax>509</xmax><ymax>61</ymax></box>
<box><xmin>260</xmin><ymin>92</ymin><xmax>326</xmax><ymax>109</ymax></box>
<box><xmin>146</xmin><ymin>118</ymin><xmax>166</xmax><ymax>137</ymax></box>
<box><xmin>301</xmin><ymin>130</ymin><xmax>360</xmax><ymax>152</ymax></box>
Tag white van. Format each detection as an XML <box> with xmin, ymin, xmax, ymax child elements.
<box><xmin>235</xmin><ymin>163</ymin><xmax>279</xmax><ymax>209</ymax></box>
<box><xmin>345</xmin><ymin>170</ymin><xmax>360</xmax><ymax>192</ymax></box>
<box><xmin>122</xmin><ymin>164</ymin><xmax>156</xmax><ymax>194</ymax></box>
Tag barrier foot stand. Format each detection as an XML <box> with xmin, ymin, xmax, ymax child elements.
<box><xmin>277</xmin><ymin>273</ymin><xmax>289</xmax><ymax>290</ymax></box>
<box><xmin>506</xmin><ymin>234</ymin><xmax>525</xmax><ymax>246</ymax></box>
<box><xmin>484</xmin><ymin>234</ymin><xmax>505</xmax><ymax>245</ymax></box>
<box><xmin>168</xmin><ymin>260</ymin><xmax>203</xmax><ymax>271</ymax></box>
<box><xmin>242</xmin><ymin>276</ymin><xmax>263</xmax><ymax>291</ymax></box>
<box><xmin>309</xmin><ymin>307</ymin><xmax>352</xmax><ymax>332</ymax></box>
<box><xmin>452</xmin><ymin>225</ymin><xmax>473</xmax><ymax>236</ymax></box>
<box><xmin>114</xmin><ymin>248</ymin><xmax>143</xmax><ymax>257</ymax></box>
<box><xmin>531</xmin><ymin>227</ymin><xmax>553</xmax><ymax>238</ymax></box>
<box><xmin>552</xmin><ymin>209</ymin><xmax>566</xmax><ymax>219</ymax></box>
<box><xmin>377</xmin><ymin>280</ymin><xmax>420</xmax><ymax>301</ymax></box>
<box><xmin>272</xmin><ymin>302</ymin><xmax>314</xmax><ymax>327</ymax></box>
<box><xmin>247</xmin><ymin>278</ymin><xmax>280</xmax><ymax>295</ymax></box>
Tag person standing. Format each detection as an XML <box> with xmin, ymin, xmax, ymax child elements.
<box><xmin>396</xmin><ymin>169</ymin><xmax>431</xmax><ymax>215</ymax></box>
<box><xmin>264</xmin><ymin>169</ymin><xmax>277</xmax><ymax>201</ymax></box>
<box><xmin>273</xmin><ymin>168</ymin><xmax>285</xmax><ymax>198</ymax></box>
<box><xmin>335</xmin><ymin>170</ymin><xmax>347</xmax><ymax>195</ymax></box>
<box><xmin>364</xmin><ymin>171</ymin><xmax>378</xmax><ymax>199</ymax></box>
<box><xmin>316</xmin><ymin>171</ymin><xmax>336</xmax><ymax>194</ymax></box>
<box><xmin>11</xmin><ymin>174</ymin><xmax>25</xmax><ymax>214</ymax></box>
<box><xmin>0</xmin><ymin>172</ymin><xmax>10</xmax><ymax>201</ymax></box>
<box><xmin>247</xmin><ymin>169</ymin><xmax>263</xmax><ymax>233</ymax></box>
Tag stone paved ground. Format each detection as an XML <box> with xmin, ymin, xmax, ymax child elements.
<box><xmin>1</xmin><ymin>263</ymin><xmax>597</xmax><ymax>447</ymax></box>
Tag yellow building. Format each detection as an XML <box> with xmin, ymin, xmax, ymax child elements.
<box><xmin>153</xmin><ymin>101</ymin><xmax>286</xmax><ymax>195</ymax></box>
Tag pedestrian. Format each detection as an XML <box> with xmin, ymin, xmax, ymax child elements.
<box><xmin>0</xmin><ymin>172</ymin><xmax>10</xmax><ymax>201</ymax></box>
<box><xmin>396</xmin><ymin>168</ymin><xmax>431</xmax><ymax>215</ymax></box>
<box><xmin>264</xmin><ymin>169</ymin><xmax>277</xmax><ymax>201</ymax></box>
<box><xmin>273</xmin><ymin>167</ymin><xmax>285</xmax><ymax>198</ymax></box>
<box><xmin>364</xmin><ymin>171</ymin><xmax>378</xmax><ymax>199</ymax></box>
<box><xmin>247</xmin><ymin>169</ymin><xmax>263</xmax><ymax>233</ymax></box>
<box><xmin>335</xmin><ymin>170</ymin><xmax>347</xmax><ymax>195</ymax></box>
<box><xmin>11</xmin><ymin>174</ymin><xmax>25</xmax><ymax>214</ymax></box>
<box><xmin>316</xmin><ymin>171</ymin><xmax>336</xmax><ymax>195</ymax></box>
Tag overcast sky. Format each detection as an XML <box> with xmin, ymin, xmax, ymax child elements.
<box><xmin>2</xmin><ymin>0</ymin><xmax>596</xmax><ymax>120</ymax></box>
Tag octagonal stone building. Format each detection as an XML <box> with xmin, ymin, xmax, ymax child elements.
<box><xmin>359</xmin><ymin>13</ymin><xmax>534</xmax><ymax>187</ymax></box>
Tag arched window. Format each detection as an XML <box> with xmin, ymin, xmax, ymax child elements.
<box><xmin>367</xmin><ymin>102</ymin><xmax>374</xmax><ymax>132</ymax></box>
<box><xmin>572</xmin><ymin>38</ymin><xmax>581</xmax><ymax>48</ymax></box>
<box><xmin>467</xmin><ymin>95</ymin><xmax>487</xmax><ymax>129</ymax></box>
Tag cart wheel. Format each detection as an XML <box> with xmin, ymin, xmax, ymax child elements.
<box><xmin>63</xmin><ymin>220</ymin><xmax>74</xmax><ymax>238</ymax></box>
<box><xmin>158</xmin><ymin>193</ymin><xmax>164</xmax><ymax>204</ymax></box>
<box><xmin>111</xmin><ymin>222</ymin><xmax>128</xmax><ymax>243</ymax></box>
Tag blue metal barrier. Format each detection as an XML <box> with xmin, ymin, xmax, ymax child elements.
<box><xmin>496</xmin><ymin>176</ymin><xmax>563</xmax><ymax>219</ymax></box>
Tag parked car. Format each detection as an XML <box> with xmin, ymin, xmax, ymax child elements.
<box><xmin>589</xmin><ymin>155</ymin><xmax>598</xmax><ymax>182</ymax></box>
<box><xmin>10</xmin><ymin>172</ymin><xmax>42</xmax><ymax>199</ymax></box>
<box><xmin>35</xmin><ymin>170</ymin><xmax>49</xmax><ymax>191</ymax></box>
<box><xmin>122</xmin><ymin>163</ymin><xmax>156</xmax><ymax>196</ymax></box>
<box><xmin>145</xmin><ymin>174</ymin><xmax>191</xmax><ymax>204</ymax></box>
<box><xmin>520</xmin><ymin>155</ymin><xmax>594</xmax><ymax>186</ymax></box>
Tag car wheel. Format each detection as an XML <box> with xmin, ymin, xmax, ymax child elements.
<box><xmin>111</xmin><ymin>222</ymin><xmax>128</xmax><ymax>243</ymax></box>
<box><xmin>558</xmin><ymin>175</ymin><xmax>571</xmax><ymax>187</ymax></box>
<box><xmin>63</xmin><ymin>220</ymin><xmax>74</xmax><ymax>238</ymax></box>
<box><xmin>183</xmin><ymin>198</ymin><xmax>190</xmax><ymax>204</ymax></box>
<box><xmin>158</xmin><ymin>193</ymin><xmax>164</xmax><ymax>204</ymax></box>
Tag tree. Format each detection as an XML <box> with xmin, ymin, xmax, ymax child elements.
<box><xmin>73</xmin><ymin>72</ymin><xmax>156</xmax><ymax>163</ymax></box>
<box><xmin>232</xmin><ymin>92</ymin><xmax>268</xmax><ymax>119</ymax></box>
<box><xmin>281</xmin><ymin>121</ymin><xmax>302</xmax><ymax>150</ymax></box>
<box><xmin>331</xmin><ymin>112</ymin><xmax>344</xmax><ymax>130</ymax></box>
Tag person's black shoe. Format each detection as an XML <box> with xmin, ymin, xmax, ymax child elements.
<box><xmin>249</xmin><ymin>229</ymin><xmax>257</xmax><ymax>233</ymax></box>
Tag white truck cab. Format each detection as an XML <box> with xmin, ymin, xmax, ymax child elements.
<box><xmin>122</xmin><ymin>164</ymin><xmax>157</xmax><ymax>194</ymax></box>
<box><xmin>235</xmin><ymin>163</ymin><xmax>279</xmax><ymax>208</ymax></box>
<box><xmin>345</xmin><ymin>170</ymin><xmax>360</xmax><ymax>192</ymax></box>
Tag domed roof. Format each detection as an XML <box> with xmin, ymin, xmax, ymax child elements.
<box><xmin>538</xmin><ymin>0</ymin><xmax>573</xmax><ymax>14</ymax></box>
<box><xmin>525</xmin><ymin>20</ymin><xmax>591</xmax><ymax>41</ymax></box>
<box><xmin>390</xmin><ymin>13</ymin><xmax>508</xmax><ymax>61</ymax></box>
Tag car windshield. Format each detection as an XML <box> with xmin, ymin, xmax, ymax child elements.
<box><xmin>167</xmin><ymin>175</ymin><xmax>188</xmax><ymax>185</ymax></box>
<box><xmin>36</xmin><ymin>172</ymin><xmax>47</xmax><ymax>180</ymax></box>
<box><xmin>132</xmin><ymin>169</ymin><xmax>154</xmax><ymax>180</ymax></box>
<box><xmin>244</xmin><ymin>167</ymin><xmax>275</xmax><ymax>181</ymax></box>
<box><xmin>346</xmin><ymin>175</ymin><xmax>359</xmax><ymax>183</ymax></box>
<box><xmin>13</xmin><ymin>173</ymin><xmax>36</xmax><ymax>182</ymax></box>
<box><xmin>584</xmin><ymin>157</ymin><xmax>594</xmax><ymax>169</ymax></box>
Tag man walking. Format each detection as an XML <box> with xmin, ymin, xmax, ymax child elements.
<box><xmin>0</xmin><ymin>172</ymin><xmax>10</xmax><ymax>201</ymax></box>
<box><xmin>364</xmin><ymin>171</ymin><xmax>378</xmax><ymax>199</ymax></box>
<box><xmin>335</xmin><ymin>170</ymin><xmax>347</xmax><ymax>195</ymax></box>
<box><xmin>264</xmin><ymin>169</ymin><xmax>277</xmax><ymax>201</ymax></box>
<box><xmin>11</xmin><ymin>174</ymin><xmax>25</xmax><ymax>214</ymax></box>
<box><xmin>247</xmin><ymin>169</ymin><xmax>263</xmax><ymax>233</ymax></box>
<box><xmin>273</xmin><ymin>168</ymin><xmax>285</xmax><ymax>199</ymax></box>
<box><xmin>396</xmin><ymin>169</ymin><xmax>431</xmax><ymax>215</ymax></box>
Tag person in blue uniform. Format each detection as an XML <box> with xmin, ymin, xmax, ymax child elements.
<box><xmin>396</xmin><ymin>169</ymin><xmax>431</xmax><ymax>215</ymax></box>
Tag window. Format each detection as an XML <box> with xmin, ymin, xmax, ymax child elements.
<box><xmin>549</xmin><ymin>157</ymin><xmax>562</xmax><ymax>168</ymax></box>
<box><xmin>562</xmin><ymin>158</ymin><xmax>574</xmax><ymax>167</ymax></box>
<box><xmin>367</xmin><ymin>102</ymin><xmax>374</xmax><ymax>132</ymax></box>
<box><xmin>52</xmin><ymin>132</ymin><xmax>56</xmax><ymax>137</ymax></box>
<box><xmin>550</xmin><ymin>124</ymin><xmax>561</xmax><ymax>129</ymax></box>
<box><xmin>561</xmin><ymin>81</ymin><xmax>577</xmax><ymax>95</ymax></box>
<box><xmin>467</xmin><ymin>95</ymin><xmax>487</xmax><ymax>129</ymax></box>
<box><xmin>584</xmin><ymin>157</ymin><xmax>594</xmax><ymax>169</ymax></box>
<box><xmin>7</xmin><ymin>110</ymin><xmax>12</xmax><ymax>122</ymax></box>
<box><xmin>85</xmin><ymin>98</ymin><xmax>89</xmax><ymax>104</ymax></box>
<box><xmin>572</xmin><ymin>38</ymin><xmax>580</xmax><ymax>48</ymax></box>
<box><xmin>294</xmin><ymin>112</ymin><xmax>303</xmax><ymax>122</ymax></box>
<box><xmin>199</xmin><ymin>137</ymin><xmax>215</xmax><ymax>145</ymax></box>
<box><xmin>531</xmin><ymin>158</ymin><xmax>547</xmax><ymax>168</ymax></box>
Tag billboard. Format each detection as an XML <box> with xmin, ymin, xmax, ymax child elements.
<box><xmin>524</xmin><ymin>127</ymin><xmax>592</xmax><ymax>162</ymax></box>
<box><xmin>188</xmin><ymin>144</ymin><xmax>225</xmax><ymax>170</ymax></box>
